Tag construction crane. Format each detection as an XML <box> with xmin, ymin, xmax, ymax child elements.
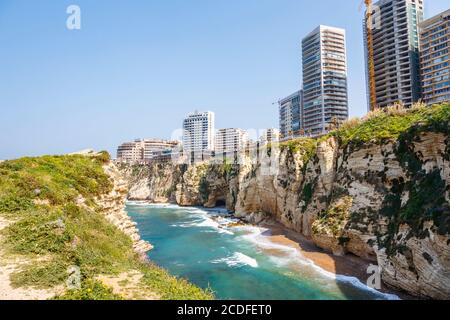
<box><xmin>364</xmin><ymin>0</ymin><xmax>377</xmax><ymax>111</ymax></box>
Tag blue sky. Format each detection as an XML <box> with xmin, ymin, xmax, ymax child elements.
<box><xmin>0</xmin><ymin>0</ymin><xmax>448</xmax><ymax>159</ymax></box>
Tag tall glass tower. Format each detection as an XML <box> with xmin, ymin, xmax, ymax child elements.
<box><xmin>364</xmin><ymin>0</ymin><xmax>424</xmax><ymax>110</ymax></box>
<box><xmin>302</xmin><ymin>25</ymin><xmax>349</xmax><ymax>137</ymax></box>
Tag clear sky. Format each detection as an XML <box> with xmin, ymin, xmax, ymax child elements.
<box><xmin>0</xmin><ymin>0</ymin><xmax>448</xmax><ymax>159</ymax></box>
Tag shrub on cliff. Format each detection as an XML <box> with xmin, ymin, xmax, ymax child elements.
<box><xmin>312</xmin><ymin>196</ymin><xmax>353</xmax><ymax>237</ymax></box>
<box><xmin>330</xmin><ymin>103</ymin><xmax>450</xmax><ymax>146</ymax></box>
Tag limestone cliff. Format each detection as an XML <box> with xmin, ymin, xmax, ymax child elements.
<box><xmin>99</xmin><ymin>163</ymin><xmax>153</xmax><ymax>257</ymax></box>
<box><xmin>120</xmin><ymin>105</ymin><xmax>450</xmax><ymax>299</ymax></box>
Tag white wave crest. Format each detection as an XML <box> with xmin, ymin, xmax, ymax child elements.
<box><xmin>126</xmin><ymin>201</ymin><xmax>180</xmax><ymax>209</ymax></box>
<box><xmin>211</xmin><ymin>252</ymin><xmax>258</xmax><ymax>268</ymax></box>
<box><xmin>238</xmin><ymin>227</ymin><xmax>400</xmax><ymax>300</ymax></box>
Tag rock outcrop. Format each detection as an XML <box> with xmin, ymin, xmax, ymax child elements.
<box><xmin>119</xmin><ymin>130</ymin><xmax>450</xmax><ymax>299</ymax></box>
<box><xmin>99</xmin><ymin>162</ymin><xmax>153</xmax><ymax>258</ymax></box>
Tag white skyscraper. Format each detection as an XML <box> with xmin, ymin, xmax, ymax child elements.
<box><xmin>182</xmin><ymin>111</ymin><xmax>215</xmax><ymax>155</ymax></box>
<box><xmin>302</xmin><ymin>25</ymin><xmax>349</xmax><ymax>136</ymax></box>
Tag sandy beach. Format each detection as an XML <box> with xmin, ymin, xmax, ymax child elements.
<box><xmin>258</xmin><ymin>219</ymin><xmax>413</xmax><ymax>299</ymax></box>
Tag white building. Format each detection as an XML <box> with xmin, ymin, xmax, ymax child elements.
<box><xmin>117</xmin><ymin>141</ymin><xmax>144</xmax><ymax>164</ymax></box>
<box><xmin>182</xmin><ymin>111</ymin><xmax>215</xmax><ymax>155</ymax></box>
<box><xmin>259</xmin><ymin>128</ymin><xmax>280</xmax><ymax>146</ymax></box>
<box><xmin>141</xmin><ymin>139</ymin><xmax>180</xmax><ymax>162</ymax></box>
<box><xmin>364</xmin><ymin>0</ymin><xmax>424</xmax><ymax>109</ymax></box>
<box><xmin>117</xmin><ymin>139</ymin><xmax>179</xmax><ymax>164</ymax></box>
<box><xmin>302</xmin><ymin>25</ymin><xmax>349</xmax><ymax>136</ymax></box>
<box><xmin>215</xmin><ymin>128</ymin><xmax>248</xmax><ymax>155</ymax></box>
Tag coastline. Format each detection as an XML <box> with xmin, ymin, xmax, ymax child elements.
<box><xmin>125</xmin><ymin>201</ymin><xmax>414</xmax><ymax>300</ymax></box>
<box><xmin>257</xmin><ymin>220</ymin><xmax>414</xmax><ymax>300</ymax></box>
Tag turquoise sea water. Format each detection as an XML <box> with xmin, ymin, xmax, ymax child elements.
<box><xmin>126</xmin><ymin>203</ymin><xmax>398</xmax><ymax>300</ymax></box>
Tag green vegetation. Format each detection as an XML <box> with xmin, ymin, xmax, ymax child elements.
<box><xmin>54</xmin><ymin>279</ymin><xmax>123</xmax><ymax>300</ymax></box>
<box><xmin>375</xmin><ymin>103</ymin><xmax>449</xmax><ymax>255</ymax></box>
<box><xmin>139</xmin><ymin>263</ymin><xmax>214</xmax><ymax>300</ymax></box>
<box><xmin>312</xmin><ymin>196</ymin><xmax>353</xmax><ymax>237</ymax></box>
<box><xmin>329</xmin><ymin>103</ymin><xmax>450</xmax><ymax>146</ymax></box>
<box><xmin>222</xmin><ymin>159</ymin><xmax>234</xmax><ymax>178</ymax></box>
<box><xmin>198</xmin><ymin>177</ymin><xmax>210</xmax><ymax>202</ymax></box>
<box><xmin>300</xmin><ymin>182</ymin><xmax>314</xmax><ymax>212</ymax></box>
<box><xmin>0</xmin><ymin>154</ymin><xmax>213</xmax><ymax>300</ymax></box>
<box><xmin>275</xmin><ymin>104</ymin><xmax>449</xmax><ymax>168</ymax></box>
<box><xmin>280</xmin><ymin>138</ymin><xmax>317</xmax><ymax>165</ymax></box>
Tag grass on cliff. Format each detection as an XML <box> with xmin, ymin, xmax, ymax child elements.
<box><xmin>329</xmin><ymin>102</ymin><xmax>450</xmax><ymax>146</ymax></box>
<box><xmin>275</xmin><ymin>103</ymin><xmax>449</xmax><ymax>167</ymax></box>
<box><xmin>280</xmin><ymin>138</ymin><xmax>317</xmax><ymax>164</ymax></box>
<box><xmin>312</xmin><ymin>196</ymin><xmax>353</xmax><ymax>238</ymax></box>
<box><xmin>0</xmin><ymin>153</ymin><xmax>213</xmax><ymax>300</ymax></box>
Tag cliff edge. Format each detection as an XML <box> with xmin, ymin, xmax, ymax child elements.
<box><xmin>0</xmin><ymin>152</ymin><xmax>213</xmax><ymax>300</ymax></box>
<box><xmin>121</xmin><ymin>103</ymin><xmax>450</xmax><ymax>299</ymax></box>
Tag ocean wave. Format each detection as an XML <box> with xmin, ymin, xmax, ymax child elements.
<box><xmin>166</xmin><ymin>207</ymin><xmax>235</xmax><ymax>235</ymax></box>
<box><xmin>238</xmin><ymin>227</ymin><xmax>399</xmax><ymax>300</ymax></box>
<box><xmin>211</xmin><ymin>252</ymin><xmax>258</xmax><ymax>268</ymax></box>
<box><xmin>126</xmin><ymin>201</ymin><xmax>180</xmax><ymax>209</ymax></box>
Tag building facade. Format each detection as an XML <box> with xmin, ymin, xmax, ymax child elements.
<box><xmin>117</xmin><ymin>139</ymin><xmax>179</xmax><ymax>164</ymax></box>
<box><xmin>279</xmin><ymin>90</ymin><xmax>303</xmax><ymax>141</ymax></box>
<box><xmin>364</xmin><ymin>0</ymin><xmax>424</xmax><ymax>110</ymax></box>
<box><xmin>420</xmin><ymin>9</ymin><xmax>450</xmax><ymax>105</ymax></box>
<box><xmin>141</xmin><ymin>139</ymin><xmax>180</xmax><ymax>162</ymax></box>
<box><xmin>302</xmin><ymin>25</ymin><xmax>349</xmax><ymax>137</ymax></box>
<box><xmin>117</xmin><ymin>141</ymin><xmax>144</xmax><ymax>164</ymax></box>
<box><xmin>215</xmin><ymin>128</ymin><xmax>248</xmax><ymax>155</ymax></box>
<box><xmin>259</xmin><ymin>128</ymin><xmax>280</xmax><ymax>146</ymax></box>
<box><xmin>182</xmin><ymin>111</ymin><xmax>215</xmax><ymax>155</ymax></box>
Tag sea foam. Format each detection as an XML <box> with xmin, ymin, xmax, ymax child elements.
<box><xmin>211</xmin><ymin>252</ymin><xmax>259</xmax><ymax>268</ymax></box>
<box><xmin>237</xmin><ymin>225</ymin><xmax>400</xmax><ymax>300</ymax></box>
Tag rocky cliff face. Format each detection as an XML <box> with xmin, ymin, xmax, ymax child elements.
<box><xmin>99</xmin><ymin>162</ymin><xmax>153</xmax><ymax>258</ymax></box>
<box><xmin>119</xmin><ymin>130</ymin><xmax>450</xmax><ymax>299</ymax></box>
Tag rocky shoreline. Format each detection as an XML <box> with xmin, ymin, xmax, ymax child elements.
<box><xmin>118</xmin><ymin>128</ymin><xmax>450</xmax><ymax>299</ymax></box>
<box><xmin>126</xmin><ymin>200</ymin><xmax>415</xmax><ymax>299</ymax></box>
<box><xmin>99</xmin><ymin>162</ymin><xmax>153</xmax><ymax>259</ymax></box>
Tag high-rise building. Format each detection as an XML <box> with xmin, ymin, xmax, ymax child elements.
<box><xmin>279</xmin><ymin>90</ymin><xmax>303</xmax><ymax>141</ymax></box>
<box><xmin>182</xmin><ymin>111</ymin><xmax>215</xmax><ymax>155</ymax></box>
<box><xmin>364</xmin><ymin>0</ymin><xmax>424</xmax><ymax>110</ymax></box>
<box><xmin>215</xmin><ymin>128</ymin><xmax>248</xmax><ymax>155</ymax></box>
<box><xmin>420</xmin><ymin>9</ymin><xmax>450</xmax><ymax>105</ymax></box>
<box><xmin>302</xmin><ymin>25</ymin><xmax>349</xmax><ymax>137</ymax></box>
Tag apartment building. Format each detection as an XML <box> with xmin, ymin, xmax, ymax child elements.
<box><xmin>117</xmin><ymin>141</ymin><xmax>144</xmax><ymax>164</ymax></box>
<box><xmin>364</xmin><ymin>0</ymin><xmax>424</xmax><ymax>109</ymax></box>
<box><xmin>302</xmin><ymin>25</ymin><xmax>349</xmax><ymax>137</ymax></box>
<box><xmin>420</xmin><ymin>9</ymin><xmax>450</xmax><ymax>105</ymax></box>
<box><xmin>259</xmin><ymin>128</ymin><xmax>280</xmax><ymax>146</ymax></box>
<box><xmin>141</xmin><ymin>139</ymin><xmax>180</xmax><ymax>161</ymax></box>
<box><xmin>279</xmin><ymin>90</ymin><xmax>303</xmax><ymax>141</ymax></box>
<box><xmin>215</xmin><ymin>128</ymin><xmax>248</xmax><ymax>155</ymax></box>
<box><xmin>182</xmin><ymin>111</ymin><xmax>215</xmax><ymax>155</ymax></box>
<box><xmin>117</xmin><ymin>139</ymin><xmax>179</xmax><ymax>164</ymax></box>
